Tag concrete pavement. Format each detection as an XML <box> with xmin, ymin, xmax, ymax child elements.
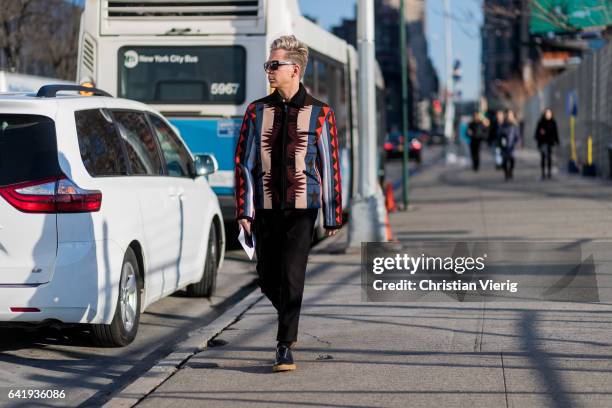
<box><xmin>128</xmin><ymin>148</ymin><xmax>612</xmax><ymax>408</ymax></box>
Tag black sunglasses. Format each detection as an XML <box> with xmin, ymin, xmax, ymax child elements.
<box><xmin>263</xmin><ymin>60</ymin><xmax>295</xmax><ymax>72</ymax></box>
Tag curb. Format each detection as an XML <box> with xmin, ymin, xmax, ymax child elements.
<box><xmin>102</xmin><ymin>290</ymin><xmax>264</xmax><ymax>408</ymax></box>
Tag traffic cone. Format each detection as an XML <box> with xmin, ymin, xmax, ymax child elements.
<box><xmin>385</xmin><ymin>211</ymin><xmax>395</xmax><ymax>241</ymax></box>
<box><xmin>385</xmin><ymin>182</ymin><xmax>397</xmax><ymax>213</ymax></box>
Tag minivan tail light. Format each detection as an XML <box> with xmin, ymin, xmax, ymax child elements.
<box><xmin>0</xmin><ymin>176</ymin><xmax>102</xmax><ymax>213</ymax></box>
<box><xmin>55</xmin><ymin>178</ymin><xmax>102</xmax><ymax>212</ymax></box>
<box><xmin>1</xmin><ymin>177</ymin><xmax>57</xmax><ymax>213</ymax></box>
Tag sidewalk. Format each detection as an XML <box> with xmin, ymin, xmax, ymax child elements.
<box><xmin>133</xmin><ymin>149</ymin><xmax>612</xmax><ymax>408</ymax></box>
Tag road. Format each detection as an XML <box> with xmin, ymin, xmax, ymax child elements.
<box><xmin>0</xmin><ymin>242</ymin><xmax>257</xmax><ymax>408</ymax></box>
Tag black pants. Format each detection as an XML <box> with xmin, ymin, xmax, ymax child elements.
<box><xmin>253</xmin><ymin>208</ymin><xmax>318</xmax><ymax>343</ymax></box>
<box><xmin>540</xmin><ymin>144</ymin><xmax>553</xmax><ymax>178</ymax></box>
<box><xmin>502</xmin><ymin>153</ymin><xmax>514</xmax><ymax>180</ymax></box>
<box><xmin>470</xmin><ymin>139</ymin><xmax>481</xmax><ymax>171</ymax></box>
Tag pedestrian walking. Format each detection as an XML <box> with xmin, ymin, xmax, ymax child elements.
<box><xmin>535</xmin><ymin>108</ymin><xmax>559</xmax><ymax>180</ymax></box>
<box><xmin>466</xmin><ymin>111</ymin><xmax>487</xmax><ymax>171</ymax></box>
<box><xmin>489</xmin><ymin>110</ymin><xmax>505</xmax><ymax>170</ymax></box>
<box><xmin>234</xmin><ymin>35</ymin><xmax>342</xmax><ymax>373</ymax></box>
<box><xmin>499</xmin><ymin>110</ymin><xmax>521</xmax><ymax>181</ymax></box>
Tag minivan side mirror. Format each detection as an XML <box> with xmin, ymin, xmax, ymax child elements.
<box><xmin>194</xmin><ymin>153</ymin><xmax>218</xmax><ymax>177</ymax></box>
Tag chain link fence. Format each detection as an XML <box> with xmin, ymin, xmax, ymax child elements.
<box><xmin>523</xmin><ymin>40</ymin><xmax>612</xmax><ymax>178</ymax></box>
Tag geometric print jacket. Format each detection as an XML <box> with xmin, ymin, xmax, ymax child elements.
<box><xmin>234</xmin><ymin>83</ymin><xmax>342</xmax><ymax>229</ymax></box>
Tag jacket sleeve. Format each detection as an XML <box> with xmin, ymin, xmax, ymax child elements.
<box><xmin>234</xmin><ymin>103</ymin><xmax>256</xmax><ymax>222</ymax></box>
<box><xmin>466</xmin><ymin>123</ymin><xmax>474</xmax><ymax>138</ymax></box>
<box><xmin>316</xmin><ymin>106</ymin><xmax>343</xmax><ymax>229</ymax></box>
<box><xmin>535</xmin><ymin>121</ymin><xmax>542</xmax><ymax>145</ymax></box>
<box><xmin>512</xmin><ymin>125</ymin><xmax>520</xmax><ymax>148</ymax></box>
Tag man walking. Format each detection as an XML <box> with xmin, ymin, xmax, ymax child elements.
<box><xmin>234</xmin><ymin>35</ymin><xmax>342</xmax><ymax>372</ymax></box>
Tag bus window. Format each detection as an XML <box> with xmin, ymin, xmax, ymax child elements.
<box><xmin>315</xmin><ymin>60</ymin><xmax>328</xmax><ymax>103</ymax></box>
<box><xmin>118</xmin><ymin>46</ymin><xmax>246</xmax><ymax>104</ymax></box>
<box><xmin>339</xmin><ymin>67</ymin><xmax>347</xmax><ymax>107</ymax></box>
<box><xmin>335</xmin><ymin>67</ymin><xmax>349</xmax><ymax>147</ymax></box>
<box><xmin>303</xmin><ymin>58</ymin><xmax>314</xmax><ymax>94</ymax></box>
<box><xmin>327</xmin><ymin>65</ymin><xmax>337</xmax><ymax>110</ymax></box>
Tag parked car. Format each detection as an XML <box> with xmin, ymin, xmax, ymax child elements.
<box><xmin>384</xmin><ymin>130</ymin><xmax>424</xmax><ymax>163</ymax></box>
<box><xmin>0</xmin><ymin>85</ymin><xmax>225</xmax><ymax>346</ymax></box>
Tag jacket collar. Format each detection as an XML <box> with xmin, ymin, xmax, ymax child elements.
<box><xmin>269</xmin><ymin>82</ymin><xmax>307</xmax><ymax>108</ymax></box>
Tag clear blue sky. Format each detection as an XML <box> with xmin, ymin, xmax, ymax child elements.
<box><xmin>297</xmin><ymin>0</ymin><xmax>482</xmax><ymax>101</ymax></box>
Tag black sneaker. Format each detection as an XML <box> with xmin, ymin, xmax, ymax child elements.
<box><xmin>272</xmin><ymin>345</ymin><xmax>296</xmax><ymax>372</ymax></box>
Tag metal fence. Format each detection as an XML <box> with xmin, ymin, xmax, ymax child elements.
<box><xmin>523</xmin><ymin>40</ymin><xmax>612</xmax><ymax>178</ymax></box>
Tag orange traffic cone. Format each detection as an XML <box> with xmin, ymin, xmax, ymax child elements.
<box><xmin>385</xmin><ymin>182</ymin><xmax>397</xmax><ymax>213</ymax></box>
<box><xmin>385</xmin><ymin>211</ymin><xmax>395</xmax><ymax>241</ymax></box>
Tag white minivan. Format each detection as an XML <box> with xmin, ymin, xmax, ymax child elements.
<box><xmin>0</xmin><ymin>85</ymin><xmax>225</xmax><ymax>346</ymax></box>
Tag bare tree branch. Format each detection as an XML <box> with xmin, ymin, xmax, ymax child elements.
<box><xmin>0</xmin><ymin>0</ymin><xmax>81</xmax><ymax>79</ymax></box>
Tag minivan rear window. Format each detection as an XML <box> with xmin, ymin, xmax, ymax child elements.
<box><xmin>0</xmin><ymin>114</ymin><xmax>62</xmax><ymax>186</ymax></box>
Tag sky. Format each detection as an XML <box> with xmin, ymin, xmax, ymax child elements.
<box><xmin>298</xmin><ymin>0</ymin><xmax>483</xmax><ymax>101</ymax></box>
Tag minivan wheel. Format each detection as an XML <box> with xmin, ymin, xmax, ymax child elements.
<box><xmin>186</xmin><ymin>225</ymin><xmax>218</xmax><ymax>298</ymax></box>
<box><xmin>91</xmin><ymin>247</ymin><xmax>141</xmax><ymax>347</ymax></box>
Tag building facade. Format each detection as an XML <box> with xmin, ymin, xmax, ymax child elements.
<box><xmin>481</xmin><ymin>0</ymin><xmax>530</xmax><ymax>110</ymax></box>
<box><xmin>332</xmin><ymin>0</ymin><xmax>438</xmax><ymax>133</ymax></box>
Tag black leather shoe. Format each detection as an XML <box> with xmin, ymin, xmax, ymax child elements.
<box><xmin>272</xmin><ymin>345</ymin><xmax>296</xmax><ymax>372</ymax></box>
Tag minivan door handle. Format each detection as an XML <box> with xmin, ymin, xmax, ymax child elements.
<box><xmin>168</xmin><ymin>187</ymin><xmax>177</xmax><ymax>199</ymax></box>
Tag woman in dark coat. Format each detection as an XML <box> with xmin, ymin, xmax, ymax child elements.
<box><xmin>535</xmin><ymin>108</ymin><xmax>559</xmax><ymax>180</ymax></box>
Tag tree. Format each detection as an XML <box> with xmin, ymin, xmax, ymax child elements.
<box><xmin>0</xmin><ymin>0</ymin><xmax>36</xmax><ymax>72</ymax></box>
<box><xmin>35</xmin><ymin>0</ymin><xmax>82</xmax><ymax>80</ymax></box>
<box><xmin>0</xmin><ymin>0</ymin><xmax>81</xmax><ymax>80</ymax></box>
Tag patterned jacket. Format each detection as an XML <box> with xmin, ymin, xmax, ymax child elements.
<box><xmin>234</xmin><ymin>83</ymin><xmax>342</xmax><ymax>229</ymax></box>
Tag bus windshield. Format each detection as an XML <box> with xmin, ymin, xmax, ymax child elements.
<box><xmin>118</xmin><ymin>46</ymin><xmax>245</xmax><ymax>104</ymax></box>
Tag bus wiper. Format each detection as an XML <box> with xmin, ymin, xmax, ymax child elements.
<box><xmin>165</xmin><ymin>28</ymin><xmax>192</xmax><ymax>35</ymax></box>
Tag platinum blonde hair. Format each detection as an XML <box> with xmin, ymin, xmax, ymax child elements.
<box><xmin>270</xmin><ymin>35</ymin><xmax>309</xmax><ymax>79</ymax></box>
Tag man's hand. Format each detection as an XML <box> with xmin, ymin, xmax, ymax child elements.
<box><xmin>238</xmin><ymin>219</ymin><xmax>251</xmax><ymax>236</ymax></box>
<box><xmin>325</xmin><ymin>228</ymin><xmax>339</xmax><ymax>237</ymax></box>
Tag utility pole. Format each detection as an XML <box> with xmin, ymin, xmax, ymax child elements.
<box><xmin>348</xmin><ymin>0</ymin><xmax>388</xmax><ymax>246</ymax></box>
<box><xmin>399</xmin><ymin>0</ymin><xmax>410</xmax><ymax>211</ymax></box>
<box><xmin>443</xmin><ymin>0</ymin><xmax>456</xmax><ymax>161</ymax></box>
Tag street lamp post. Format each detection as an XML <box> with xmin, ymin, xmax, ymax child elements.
<box><xmin>399</xmin><ymin>0</ymin><xmax>410</xmax><ymax>211</ymax></box>
<box><xmin>443</xmin><ymin>0</ymin><xmax>456</xmax><ymax>162</ymax></box>
<box><xmin>348</xmin><ymin>0</ymin><xmax>388</xmax><ymax>246</ymax></box>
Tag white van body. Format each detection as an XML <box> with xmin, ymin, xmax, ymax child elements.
<box><xmin>0</xmin><ymin>89</ymin><xmax>225</xmax><ymax>345</ymax></box>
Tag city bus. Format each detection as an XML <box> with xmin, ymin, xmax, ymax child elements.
<box><xmin>77</xmin><ymin>0</ymin><xmax>386</xmax><ymax>236</ymax></box>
